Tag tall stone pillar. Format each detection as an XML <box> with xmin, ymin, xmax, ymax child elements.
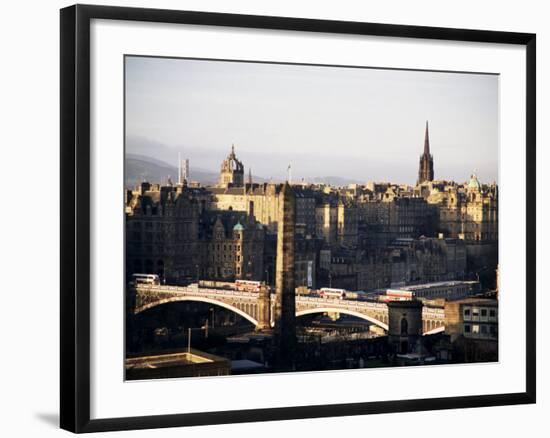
<box><xmin>273</xmin><ymin>182</ymin><xmax>296</xmax><ymax>370</ymax></box>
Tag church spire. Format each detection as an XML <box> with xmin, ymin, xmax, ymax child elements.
<box><xmin>248</xmin><ymin>167</ymin><xmax>253</xmax><ymax>185</ymax></box>
<box><xmin>424</xmin><ymin>120</ymin><xmax>430</xmax><ymax>155</ymax></box>
<box><xmin>417</xmin><ymin>120</ymin><xmax>434</xmax><ymax>185</ymax></box>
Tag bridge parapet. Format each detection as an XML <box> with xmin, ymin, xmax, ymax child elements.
<box><xmin>422</xmin><ymin>306</ymin><xmax>445</xmax><ymax>318</ymax></box>
<box><xmin>297</xmin><ymin>296</ymin><xmax>387</xmax><ymax>308</ymax></box>
<box><xmin>133</xmin><ymin>284</ymin><xmax>260</xmax><ymax>313</ymax></box>
<box><xmin>135</xmin><ymin>284</ymin><xmax>259</xmax><ymax>297</ymax></box>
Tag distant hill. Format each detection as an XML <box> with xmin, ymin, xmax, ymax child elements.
<box><xmin>125</xmin><ymin>154</ymin><xmax>218</xmax><ymax>188</ymax></box>
<box><xmin>126</xmin><ymin>155</ymin><xmax>363</xmax><ymax>189</ymax></box>
<box><xmin>126</xmin><ymin>137</ymin><xmax>189</xmax><ymax>166</ymax></box>
<box><xmin>125</xmin><ymin>134</ymin><xmax>363</xmax><ymax>189</ymax></box>
<box><xmin>125</xmin><ymin>136</ymin><xmax>364</xmax><ymax>188</ymax></box>
<box><xmin>308</xmin><ymin>176</ymin><xmax>361</xmax><ymax>186</ymax></box>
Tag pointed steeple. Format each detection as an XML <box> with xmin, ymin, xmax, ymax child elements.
<box><xmin>417</xmin><ymin>120</ymin><xmax>434</xmax><ymax>185</ymax></box>
<box><xmin>231</xmin><ymin>143</ymin><xmax>235</xmax><ymax>156</ymax></box>
<box><xmin>424</xmin><ymin>120</ymin><xmax>430</xmax><ymax>155</ymax></box>
<box><xmin>248</xmin><ymin>167</ymin><xmax>253</xmax><ymax>185</ymax></box>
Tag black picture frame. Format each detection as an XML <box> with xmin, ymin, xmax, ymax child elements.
<box><xmin>60</xmin><ymin>4</ymin><xmax>536</xmax><ymax>433</ymax></box>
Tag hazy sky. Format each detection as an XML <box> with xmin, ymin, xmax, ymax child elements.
<box><xmin>125</xmin><ymin>56</ymin><xmax>498</xmax><ymax>185</ymax></box>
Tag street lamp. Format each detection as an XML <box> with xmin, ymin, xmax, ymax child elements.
<box><xmin>187</xmin><ymin>326</ymin><xmax>207</xmax><ymax>353</ymax></box>
<box><xmin>209</xmin><ymin>307</ymin><xmax>215</xmax><ymax>329</ymax></box>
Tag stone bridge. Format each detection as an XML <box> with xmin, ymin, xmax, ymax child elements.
<box><xmin>133</xmin><ymin>283</ymin><xmax>270</xmax><ymax>328</ymax></box>
<box><xmin>131</xmin><ymin>283</ymin><xmax>445</xmax><ymax>335</ymax></box>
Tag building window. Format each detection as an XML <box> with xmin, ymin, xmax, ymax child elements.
<box><xmin>489</xmin><ymin>309</ymin><xmax>496</xmax><ymax>318</ymax></box>
<box><xmin>464</xmin><ymin>308</ymin><xmax>471</xmax><ymax>317</ymax></box>
<box><xmin>481</xmin><ymin>309</ymin><xmax>487</xmax><ymax>317</ymax></box>
<box><xmin>464</xmin><ymin>324</ymin><xmax>471</xmax><ymax>333</ymax></box>
<box><xmin>472</xmin><ymin>324</ymin><xmax>480</xmax><ymax>334</ymax></box>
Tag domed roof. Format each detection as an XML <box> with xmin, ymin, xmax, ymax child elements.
<box><xmin>468</xmin><ymin>174</ymin><xmax>481</xmax><ymax>190</ymax></box>
<box><xmin>221</xmin><ymin>144</ymin><xmax>244</xmax><ymax>172</ymax></box>
<box><xmin>233</xmin><ymin>222</ymin><xmax>245</xmax><ymax>231</ymax></box>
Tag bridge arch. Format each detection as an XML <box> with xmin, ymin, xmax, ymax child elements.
<box><xmin>135</xmin><ymin>296</ymin><xmax>259</xmax><ymax>327</ymax></box>
<box><xmin>295</xmin><ymin>307</ymin><xmax>389</xmax><ymax>331</ymax></box>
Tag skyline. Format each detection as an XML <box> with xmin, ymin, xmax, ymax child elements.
<box><xmin>126</xmin><ymin>56</ymin><xmax>499</xmax><ymax>185</ymax></box>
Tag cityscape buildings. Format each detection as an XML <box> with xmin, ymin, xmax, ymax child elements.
<box><xmin>125</xmin><ymin>122</ymin><xmax>499</xmax><ymax>378</ymax></box>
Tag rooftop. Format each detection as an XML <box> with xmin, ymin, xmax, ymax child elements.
<box><xmin>125</xmin><ymin>349</ymin><xmax>228</xmax><ymax>370</ymax></box>
<box><xmin>448</xmin><ymin>297</ymin><xmax>498</xmax><ymax>306</ymax></box>
<box><xmin>396</xmin><ymin>280</ymin><xmax>479</xmax><ymax>291</ymax></box>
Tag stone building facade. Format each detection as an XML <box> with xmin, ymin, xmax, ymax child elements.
<box><xmin>126</xmin><ymin>183</ymin><xmax>264</xmax><ymax>284</ymax></box>
<box><xmin>125</xmin><ymin>182</ymin><xmax>200</xmax><ymax>283</ymax></box>
<box><xmin>210</xmin><ymin>183</ymin><xmax>317</xmax><ymax>235</ymax></box>
<box><xmin>444</xmin><ymin>298</ymin><xmax>498</xmax><ymax>362</ymax></box>
<box><xmin>326</xmin><ymin>236</ymin><xmax>468</xmax><ymax>291</ymax></box>
<box><xmin>315</xmin><ymin>195</ymin><xmax>358</xmax><ymax>248</ymax></box>
<box><xmin>426</xmin><ymin>175</ymin><xmax>498</xmax><ymax>281</ymax></box>
<box><xmin>426</xmin><ymin>175</ymin><xmax>498</xmax><ymax>243</ymax></box>
<box><xmin>444</xmin><ymin>298</ymin><xmax>498</xmax><ymax>342</ymax></box>
<box><xmin>210</xmin><ymin>183</ymin><xmax>283</xmax><ymax>232</ymax></box>
<box><xmin>199</xmin><ymin>210</ymin><xmax>265</xmax><ymax>281</ymax></box>
<box><xmin>358</xmin><ymin>194</ymin><xmax>437</xmax><ymax>248</ymax></box>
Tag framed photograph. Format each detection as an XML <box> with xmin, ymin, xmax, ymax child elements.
<box><xmin>60</xmin><ymin>4</ymin><xmax>536</xmax><ymax>433</ymax></box>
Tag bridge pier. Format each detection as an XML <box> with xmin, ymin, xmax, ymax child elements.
<box><xmin>256</xmin><ymin>285</ymin><xmax>271</xmax><ymax>330</ymax></box>
<box><xmin>387</xmin><ymin>300</ymin><xmax>424</xmax><ymax>354</ymax></box>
